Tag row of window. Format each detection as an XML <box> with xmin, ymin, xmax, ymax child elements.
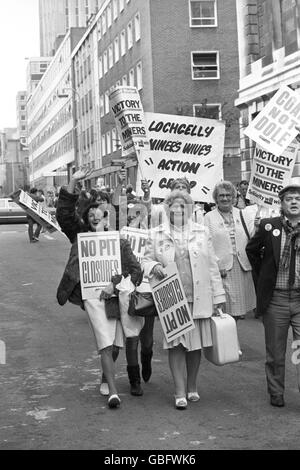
<box><xmin>31</xmin><ymin>102</ymin><xmax>73</xmax><ymax>153</ymax></box>
<box><xmin>78</xmin><ymin>89</ymin><xmax>93</xmax><ymax>116</ymax></box>
<box><xmin>100</xmin><ymin>61</ymin><xmax>142</xmax><ymax>117</ymax></box>
<box><xmin>98</xmin><ymin>0</ymin><xmax>131</xmax><ymax>38</ymax></box>
<box><xmin>75</xmin><ymin>55</ymin><xmax>92</xmax><ymax>86</ymax></box>
<box><xmin>78</xmin><ymin>124</ymin><xmax>95</xmax><ymax>152</ymax></box>
<box><xmin>33</xmin><ymin>131</ymin><xmax>73</xmax><ymax>171</ymax></box>
<box><xmin>99</xmin><ymin>13</ymin><xmax>140</xmax><ymax>78</ymax></box>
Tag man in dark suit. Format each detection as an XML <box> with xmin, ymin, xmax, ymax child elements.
<box><xmin>246</xmin><ymin>183</ymin><xmax>300</xmax><ymax>407</ymax></box>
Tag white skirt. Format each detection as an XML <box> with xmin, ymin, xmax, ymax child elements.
<box><xmin>84</xmin><ymin>298</ymin><xmax>124</xmax><ymax>352</ymax></box>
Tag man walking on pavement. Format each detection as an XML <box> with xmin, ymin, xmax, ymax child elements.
<box><xmin>246</xmin><ymin>182</ymin><xmax>300</xmax><ymax>407</ymax></box>
<box><xmin>27</xmin><ymin>188</ymin><xmax>44</xmax><ymax>243</ymax></box>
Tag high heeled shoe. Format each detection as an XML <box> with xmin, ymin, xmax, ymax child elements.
<box><xmin>174</xmin><ymin>396</ymin><xmax>187</xmax><ymax>409</ymax></box>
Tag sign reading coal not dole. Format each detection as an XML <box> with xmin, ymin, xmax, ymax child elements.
<box><xmin>244</xmin><ymin>85</ymin><xmax>300</xmax><ymax>156</ymax></box>
<box><xmin>136</xmin><ymin>112</ymin><xmax>225</xmax><ymax>202</ymax></box>
<box><xmin>109</xmin><ymin>86</ymin><xmax>150</xmax><ymax>159</ymax></box>
<box><xmin>247</xmin><ymin>140</ymin><xmax>298</xmax><ymax>209</ymax></box>
<box><xmin>150</xmin><ymin>262</ymin><xmax>195</xmax><ymax>343</ymax></box>
<box><xmin>78</xmin><ymin>231</ymin><xmax>121</xmax><ymax>300</ymax></box>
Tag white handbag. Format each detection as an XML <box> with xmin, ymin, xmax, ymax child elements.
<box><xmin>204</xmin><ymin>309</ymin><xmax>240</xmax><ymax>366</ymax></box>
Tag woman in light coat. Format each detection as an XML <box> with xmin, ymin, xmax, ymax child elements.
<box><xmin>204</xmin><ymin>181</ymin><xmax>256</xmax><ymax>332</ymax></box>
<box><xmin>142</xmin><ymin>190</ymin><xmax>225</xmax><ymax>409</ymax></box>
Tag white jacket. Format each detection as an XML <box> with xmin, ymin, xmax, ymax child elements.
<box><xmin>141</xmin><ymin>221</ymin><xmax>225</xmax><ymax>319</ymax></box>
<box><xmin>204</xmin><ymin>207</ymin><xmax>252</xmax><ymax>271</ymax></box>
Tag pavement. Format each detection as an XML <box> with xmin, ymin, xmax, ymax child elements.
<box><xmin>0</xmin><ymin>225</ymin><xmax>300</xmax><ymax>450</ymax></box>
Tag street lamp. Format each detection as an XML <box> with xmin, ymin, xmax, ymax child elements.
<box><xmin>57</xmin><ymin>87</ymin><xmax>82</xmax><ymax>171</ymax></box>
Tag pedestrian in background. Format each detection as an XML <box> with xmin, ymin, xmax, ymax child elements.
<box><xmin>246</xmin><ymin>183</ymin><xmax>300</xmax><ymax>407</ymax></box>
<box><xmin>27</xmin><ymin>187</ymin><xmax>44</xmax><ymax>243</ymax></box>
<box><xmin>204</xmin><ymin>181</ymin><xmax>256</xmax><ymax>350</ymax></box>
<box><xmin>142</xmin><ymin>190</ymin><xmax>225</xmax><ymax>409</ymax></box>
<box><xmin>235</xmin><ymin>180</ymin><xmax>251</xmax><ymax>209</ymax></box>
<box><xmin>56</xmin><ymin>169</ymin><xmax>142</xmax><ymax>409</ymax></box>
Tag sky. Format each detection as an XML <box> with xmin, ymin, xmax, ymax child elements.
<box><xmin>0</xmin><ymin>0</ymin><xmax>39</xmax><ymax>130</ymax></box>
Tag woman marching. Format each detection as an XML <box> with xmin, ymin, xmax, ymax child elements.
<box><xmin>55</xmin><ymin>169</ymin><xmax>142</xmax><ymax>408</ymax></box>
<box><xmin>142</xmin><ymin>190</ymin><xmax>225</xmax><ymax>409</ymax></box>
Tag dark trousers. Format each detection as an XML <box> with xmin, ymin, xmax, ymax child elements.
<box><xmin>125</xmin><ymin>315</ymin><xmax>155</xmax><ymax>365</ymax></box>
<box><xmin>27</xmin><ymin>216</ymin><xmax>42</xmax><ymax>241</ymax></box>
<box><xmin>263</xmin><ymin>290</ymin><xmax>300</xmax><ymax>396</ymax></box>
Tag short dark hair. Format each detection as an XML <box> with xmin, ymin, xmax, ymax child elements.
<box><xmin>82</xmin><ymin>203</ymin><xmax>106</xmax><ymax>226</ymax></box>
<box><xmin>239</xmin><ymin>180</ymin><xmax>249</xmax><ymax>186</ymax></box>
<box><xmin>30</xmin><ymin>187</ymin><xmax>38</xmax><ymax>194</ymax></box>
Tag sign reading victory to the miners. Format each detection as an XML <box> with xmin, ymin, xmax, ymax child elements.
<box><xmin>244</xmin><ymin>85</ymin><xmax>300</xmax><ymax>156</ymax></box>
<box><xmin>78</xmin><ymin>231</ymin><xmax>121</xmax><ymax>300</ymax></box>
<box><xmin>109</xmin><ymin>86</ymin><xmax>150</xmax><ymax>158</ymax></box>
<box><xmin>150</xmin><ymin>263</ymin><xmax>194</xmax><ymax>343</ymax></box>
<box><xmin>136</xmin><ymin>112</ymin><xmax>225</xmax><ymax>202</ymax></box>
<box><xmin>247</xmin><ymin>140</ymin><xmax>298</xmax><ymax>209</ymax></box>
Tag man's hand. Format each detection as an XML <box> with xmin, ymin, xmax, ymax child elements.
<box><xmin>219</xmin><ymin>269</ymin><xmax>227</xmax><ymax>278</ymax></box>
<box><xmin>72</xmin><ymin>166</ymin><xmax>92</xmax><ymax>181</ymax></box>
<box><xmin>141</xmin><ymin>179</ymin><xmax>150</xmax><ymax>195</ymax></box>
<box><xmin>151</xmin><ymin>264</ymin><xmax>166</xmax><ymax>280</ymax></box>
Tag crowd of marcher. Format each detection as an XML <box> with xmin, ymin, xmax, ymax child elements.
<box><xmin>40</xmin><ymin>169</ymin><xmax>300</xmax><ymax>411</ymax></box>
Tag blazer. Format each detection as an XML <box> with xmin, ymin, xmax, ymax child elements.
<box><xmin>141</xmin><ymin>221</ymin><xmax>225</xmax><ymax>319</ymax></box>
<box><xmin>246</xmin><ymin>217</ymin><xmax>283</xmax><ymax>315</ymax></box>
<box><xmin>204</xmin><ymin>207</ymin><xmax>252</xmax><ymax>271</ymax></box>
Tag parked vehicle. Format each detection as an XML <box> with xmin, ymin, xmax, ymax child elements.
<box><xmin>0</xmin><ymin>198</ymin><xmax>27</xmax><ymax>224</ymax></box>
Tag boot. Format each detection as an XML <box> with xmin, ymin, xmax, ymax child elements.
<box><xmin>141</xmin><ymin>351</ymin><xmax>153</xmax><ymax>383</ymax></box>
<box><xmin>127</xmin><ymin>365</ymin><xmax>143</xmax><ymax>396</ymax></box>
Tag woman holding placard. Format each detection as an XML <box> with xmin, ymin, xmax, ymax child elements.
<box><xmin>142</xmin><ymin>190</ymin><xmax>226</xmax><ymax>409</ymax></box>
<box><xmin>56</xmin><ymin>169</ymin><xmax>143</xmax><ymax>409</ymax></box>
<box><xmin>204</xmin><ymin>181</ymin><xmax>256</xmax><ymax>346</ymax></box>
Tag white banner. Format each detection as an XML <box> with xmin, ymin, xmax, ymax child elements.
<box><xmin>247</xmin><ymin>140</ymin><xmax>298</xmax><ymax>209</ymax></box>
<box><xmin>109</xmin><ymin>86</ymin><xmax>150</xmax><ymax>161</ymax></box>
<box><xmin>150</xmin><ymin>263</ymin><xmax>194</xmax><ymax>343</ymax></box>
<box><xmin>136</xmin><ymin>112</ymin><xmax>225</xmax><ymax>202</ymax></box>
<box><xmin>77</xmin><ymin>231</ymin><xmax>121</xmax><ymax>300</ymax></box>
<box><xmin>14</xmin><ymin>189</ymin><xmax>61</xmax><ymax>233</ymax></box>
<box><xmin>244</xmin><ymin>85</ymin><xmax>300</xmax><ymax>156</ymax></box>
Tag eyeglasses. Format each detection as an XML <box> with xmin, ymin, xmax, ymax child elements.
<box><xmin>218</xmin><ymin>193</ymin><xmax>232</xmax><ymax>199</ymax></box>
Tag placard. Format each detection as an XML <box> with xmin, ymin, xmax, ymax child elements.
<box><xmin>136</xmin><ymin>112</ymin><xmax>225</xmax><ymax>202</ymax></box>
<box><xmin>247</xmin><ymin>140</ymin><xmax>298</xmax><ymax>208</ymax></box>
<box><xmin>243</xmin><ymin>85</ymin><xmax>300</xmax><ymax>156</ymax></box>
<box><xmin>150</xmin><ymin>263</ymin><xmax>195</xmax><ymax>343</ymax></box>
<box><xmin>77</xmin><ymin>231</ymin><xmax>121</xmax><ymax>300</ymax></box>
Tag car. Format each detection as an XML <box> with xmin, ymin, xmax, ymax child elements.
<box><xmin>0</xmin><ymin>198</ymin><xmax>28</xmax><ymax>224</ymax></box>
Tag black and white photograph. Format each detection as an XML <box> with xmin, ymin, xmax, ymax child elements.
<box><xmin>1</xmin><ymin>0</ymin><xmax>300</xmax><ymax>453</ymax></box>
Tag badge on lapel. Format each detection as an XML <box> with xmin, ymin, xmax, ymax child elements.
<box><xmin>265</xmin><ymin>224</ymin><xmax>272</xmax><ymax>232</ymax></box>
<box><xmin>272</xmin><ymin>229</ymin><xmax>280</xmax><ymax>237</ymax></box>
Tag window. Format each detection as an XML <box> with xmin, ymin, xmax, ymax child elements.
<box><xmin>106</xmin><ymin>131</ymin><xmax>111</xmax><ymax>155</ymax></box>
<box><xmin>129</xmin><ymin>68</ymin><xmax>135</xmax><ymax>86</ymax></box>
<box><xmin>107</xmin><ymin>4</ymin><xmax>112</xmax><ymax>27</ymax></box>
<box><xmin>101</xmin><ymin>12</ymin><xmax>107</xmax><ymax>34</ymax></box>
<box><xmin>108</xmin><ymin>44</ymin><xmax>114</xmax><ymax>68</ymax></box>
<box><xmin>116</xmin><ymin>80</ymin><xmax>121</xmax><ymax>87</ymax></box>
<box><xmin>135</xmin><ymin>13</ymin><xmax>141</xmax><ymax>41</ymax></box>
<box><xmin>120</xmin><ymin>29</ymin><xmax>126</xmax><ymax>56</ymax></box>
<box><xmin>21</xmin><ymin>105</ymin><xmax>26</xmax><ymax>110</ymax></box>
<box><xmin>21</xmin><ymin>115</ymin><xmax>26</xmax><ymax>121</ymax></box>
<box><xmin>127</xmin><ymin>22</ymin><xmax>133</xmax><ymax>49</ymax></box>
<box><xmin>90</xmin><ymin>125</ymin><xmax>94</xmax><ymax>144</ymax></box>
<box><xmin>100</xmin><ymin>94</ymin><xmax>104</xmax><ymax>117</ymax></box>
<box><xmin>191</xmin><ymin>51</ymin><xmax>219</xmax><ymax>79</ymax></box>
<box><xmin>102</xmin><ymin>134</ymin><xmax>106</xmax><ymax>156</ymax></box>
<box><xmin>189</xmin><ymin>0</ymin><xmax>217</xmax><ymax>27</ymax></box>
<box><xmin>119</xmin><ymin>0</ymin><xmax>124</xmax><ymax>12</ymax></box>
<box><xmin>193</xmin><ymin>103</ymin><xmax>221</xmax><ymax>119</ymax></box>
<box><xmin>105</xmin><ymin>91</ymin><xmax>109</xmax><ymax>114</ymax></box>
<box><xmin>113</xmin><ymin>0</ymin><xmax>118</xmax><ymax>20</ymax></box>
<box><xmin>99</xmin><ymin>56</ymin><xmax>103</xmax><ymax>78</ymax></box>
<box><xmin>103</xmin><ymin>50</ymin><xmax>108</xmax><ymax>74</ymax></box>
<box><xmin>112</xmin><ymin>128</ymin><xmax>117</xmax><ymax>152</ymax></box>
<box><xmin>89</xmin><ymin>90</ymin><xmax>93</xmax><ymax>109</ymax></box>
<box><xmin>122</xmin><ymin>74</ymin><xmax>128</xmax><ymax>86</ymax></box>
<box><xmin>21</xmin><ymin>125</ymin><xmax>26</xmax><ymax>131</ymax></box>
<box><xmin>114</xmin><ymin>37</ymin><xmax>120</xmax><ymax>62</ymax></box>
<box><xmin>136</xmin><ymin>61</ymin><xmax>143</xmax><ymax>89</ymax></box>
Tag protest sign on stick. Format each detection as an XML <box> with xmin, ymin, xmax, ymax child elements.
<box><xmin>109</xmin><ymin>86</ymin><xmax>150</xmax><ymax>178</ymax></box>
<box><xmin>136</xmin><ymin>112</ymin><xmax>225</xmax><ymax>202</ymax></box>
<box><xmin>150</xmin><ymin>263</ymin><xmax>195</xmax><ymax>343</ymax></box>
<box><xmin>12</xmin><ymin>189</ymin><xmax>61</xmax><ymax>233</ymax></box>
<box><xmin>247</xmin><ymin>140</ymin><xmax>298</xmax><ymax>209</ymax></box>
<box><xmin>244</xmin><ymin>85</ymin><xmax>300</xmax><ymax>156</ymax></box>
<box><xmin>78</xmin><ymin>231</ymin><xmax>121</xmax><ymax>300</ymax></box>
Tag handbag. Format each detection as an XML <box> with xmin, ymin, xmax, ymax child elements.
<box><xmin>129</xmin><ymin>291</ymin><xmax>158</xmax><ymax>317</ymax></box>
